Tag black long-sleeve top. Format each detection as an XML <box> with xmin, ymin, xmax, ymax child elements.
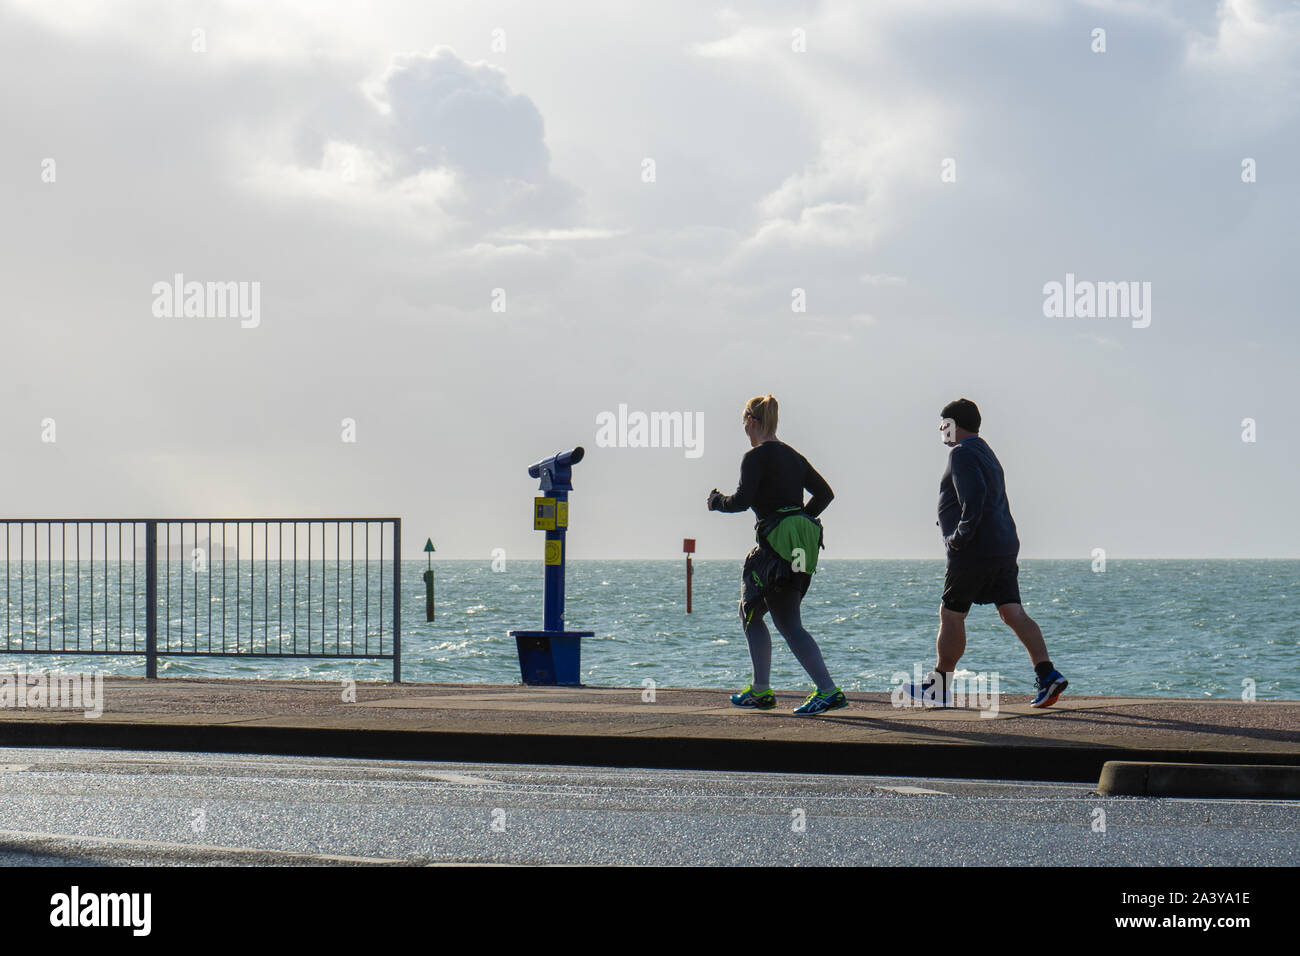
<box><xmin>715</xmin><ymin>440</ymin><xmax>834</xmax><ymax>520</ymax></box>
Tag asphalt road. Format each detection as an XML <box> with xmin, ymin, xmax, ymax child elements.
<box><xmin>0</xmin><ymin>746</ymin><xmax>1294</xmax><ymax>866</ymax></box>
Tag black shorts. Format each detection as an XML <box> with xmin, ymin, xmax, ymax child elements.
<box><xmin>942</xmin><ymin>557</ymin><xmax>1021</xmax><ymax>614</ymax></box>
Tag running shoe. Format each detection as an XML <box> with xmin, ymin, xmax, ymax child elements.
<box><xmin>793</xmin><ymin>688</ymin><xmax>848</xmax><ymax>716</ymax></box>
<box><xmin>1030</xmin><ymin>669</ymin><xmax>1068</xmax><ymax>708</ymax></box>
<box><xmin>731</xmin><ymin>685</ymin><xmax>777</xmax><ymax>710</ymax></box>
<box><xmin>902</xmin><ymin>670</ymin><xmax>954</xmax><ymax>708</ymax></box>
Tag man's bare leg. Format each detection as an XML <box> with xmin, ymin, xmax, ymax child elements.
<box><xmin>936</xmin><ymin>606</ymin><xmax>968</xmax><ymax>672</ymax></box>
<box><xmin>997</xmin><ymin>602</ymin><xmax>1049</xmax><ymax>666</ymax></box>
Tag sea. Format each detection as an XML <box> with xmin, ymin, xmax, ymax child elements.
<box><xmin>4</xmin><ymin>559</ymin><xmax>1296</xmax><ymax>700</ymax></box>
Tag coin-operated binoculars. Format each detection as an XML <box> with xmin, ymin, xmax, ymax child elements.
<box><xmin>508</xmin><ymin>447</ymin><xmax>593</xmax><ymax>685</ymax></box>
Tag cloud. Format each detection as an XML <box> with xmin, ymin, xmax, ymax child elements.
<box><xmin>691</xmin><ymin>25</ymin><xmax>778</xmax><ymax>60</ymax></box>
<box><xmin>248</xmin><ymin>47</ymin><xmax>578</xmax><ymax>234</ymax></box>
<box><xmin>371</xmin><ymin>49</ymin><xmax>549</xmax><ymax>182</ymax></box>
<box><xmin>1183</xmin><ymin>0</ymin><xmax>1300</xmax><ymax>123</ymax></box>
<box><xmin>2</xmin><ymin>0</ymin><xmax>1297</xmax><ymax>558</ymax></box>
<box><xmin>489</xmin><ymin>227</ymin><xmax>627</xmax><ymax>242</ymax></box>
<box><xmin>862</xmin><ymin>273</ymin><xmax>907</xmax><ymax>286</ymax></box>
<box><xmin>1186</xmin><ymin>0</ymin><xmax>1300</xmax><ymax>71</ymax></box>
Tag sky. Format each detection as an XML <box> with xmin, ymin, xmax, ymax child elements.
<box><xmin>1</xmin><ymin>0</ymin><xmax>1296</xmax><ymax>560</ymax></box>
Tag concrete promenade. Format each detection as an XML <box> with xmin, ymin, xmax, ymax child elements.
<box><xmin>1</xmin><ymin>678</ymin><xmax>1296</xmax><ymax>783</ymax></box>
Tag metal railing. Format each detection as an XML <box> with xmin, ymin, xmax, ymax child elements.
<box><xmin>0</xmin><ymin>518</ymin><xmax>401</xmax><ymax>681</ymax></box>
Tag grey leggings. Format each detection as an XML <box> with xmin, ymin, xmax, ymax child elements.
<box><xmin>742</xmin><ymin>587</ymin><xmax>835</xmax><ymax>693</ymax></box>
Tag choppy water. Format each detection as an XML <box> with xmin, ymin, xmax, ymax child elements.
<box><xmin>2</xmin><ymin>560</ymin><xmax>1297</xmax><ymax>699</ymax></box>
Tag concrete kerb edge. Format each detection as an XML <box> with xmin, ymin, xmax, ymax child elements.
<box><xmin>1097</xmin><ymin>760</ymin><xmax>1300</xmax><ymax>799</ymax></box>
<box><xmin>3</xmin><ymin>719</ymin><xmax>1300</xmax><ymax>784</ymax></box>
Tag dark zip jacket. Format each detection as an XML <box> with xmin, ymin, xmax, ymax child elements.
<box><xmin>938</xmin><ymin>435</ymin><xmax>1019</xmax><ymax>562</ymax></box>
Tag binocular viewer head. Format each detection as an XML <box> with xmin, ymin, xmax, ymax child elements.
<box><xmin>528</xmin><ymin>446</ymin><xmax>585</xmax><ymax>491</ymax></box>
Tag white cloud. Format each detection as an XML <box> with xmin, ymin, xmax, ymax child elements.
<box><xmin>242</xmin><ymin>46</ymin><xmax>578</xmax><ymax>236</ymax></box>
<box><xmin>691</xmin><ymin>26</ymin><xmax>776</xmax><ymax>60</ymax></box>
<box><xmin>1186</xmin><ymin>0</ymin><xmax>1300</xmax><ymax>84</ymax></box>
<box><xmin>2</xmin><ymin>0</ymin><xmax>1297</xmax><ymax>558</ymax></box>
<box><xmin>243</xmin><ymin>151</ymin><xmax>461</xmax><ymax>239</ymax></box>
<box><xmin>489</xmin><ymin>228</ymin><xmax>627</xmax><ymax>241</ymax></box>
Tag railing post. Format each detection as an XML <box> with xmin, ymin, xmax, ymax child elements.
<box><xmin>145</xmin><ymin>520</ymin><xmax>158</xmax><ymax>679</ymax></box>
<box><xmin>392</xmin><ymin>518</ymin><xmax>401</xmax><ymax>683</ymax></box>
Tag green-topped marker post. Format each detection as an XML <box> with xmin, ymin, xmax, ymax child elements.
<box><xmin>422</xmin><ymin>538</ymin><xmax>436</xmax><ymax>621</ymax></box>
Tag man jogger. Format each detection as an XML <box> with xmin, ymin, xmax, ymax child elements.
<box><xmin>906</xmin><ymin>398</ymin><xmax>1068</xmax><ymax>708</ymax></box>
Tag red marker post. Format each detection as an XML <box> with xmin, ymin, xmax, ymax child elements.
<box><xmin>683</xmin><ymin>538</ymin><xmax>696</xmax><ymax>614</ymax></box>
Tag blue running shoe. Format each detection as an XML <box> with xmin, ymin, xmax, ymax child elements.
<box><xmin>731</xmin><ymin>685</ymin><xmax>777</xmax><ymax>710</ymax></box>
<box><xmin>793</xmin><ymin>688</ymin><xmax>848</xmax><ymax>716</ymax></box>
<box><xmin>902</xmin><ymin>670</ymin><xmax>954</xmax><ymax>708</ymax></box>
<box><xmin>1030</xmin><ymin>670</ymin><xmax>1068</xmax><ymax>707</ymax></box>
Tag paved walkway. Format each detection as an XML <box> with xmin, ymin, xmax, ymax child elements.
<box><xmin>1</xmin><ymin>678</ymin><xmax>1295</xmax><ymax>782</ymax></box>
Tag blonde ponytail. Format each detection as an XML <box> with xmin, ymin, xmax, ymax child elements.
<box><xmin>745</xmin><ymin>394</ymin><xmax>779</xmax><ymax>439</ymax></box>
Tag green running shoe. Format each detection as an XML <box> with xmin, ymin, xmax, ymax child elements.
<box><xmin>793</xmin><ymin>687</ymin><xmax>848</xmax><ymax>716</ymax></box>
<box><xmin>730</xmin><ymin>685</ymin><xmax>777</xmax><ymax>710</ymax></box>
